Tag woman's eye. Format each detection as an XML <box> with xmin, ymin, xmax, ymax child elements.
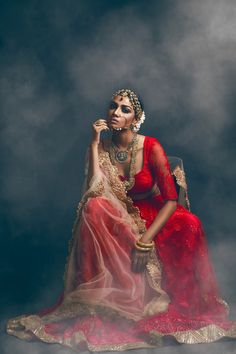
<box><xmin>122</xmin><ymin>107</ymin><xmax>130</xmax><ymax>113</ymax></box>
<box><xmin>109</xmin><ymin>102</ymin><xmax>117</xmax><ymax>109</ymax></box>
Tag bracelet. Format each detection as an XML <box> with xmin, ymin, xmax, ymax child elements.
<box><xmin>137</xmin><ymin>240</ymin><xmax>154</xmax><ymax>248</ymax></box>
<box><xmin>134</xmin><ymin>243</ymin><xmax>151</xmax><ymax>252</ymax></box>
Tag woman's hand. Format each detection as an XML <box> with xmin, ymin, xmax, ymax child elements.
<box><xmin>92</xmin><ymin>119</ymin><xmax>109</xmax><ymax>145</ymax></box>
<box><xmin>131</xmin><ymin>248</ymin><xmax>150</xmax><ymax>273</ymax></box>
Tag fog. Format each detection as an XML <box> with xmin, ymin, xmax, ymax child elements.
<box><xmin>1</xmin><ymin>0</ymin><xmax>236</xmax><ymax>353</ymax></box>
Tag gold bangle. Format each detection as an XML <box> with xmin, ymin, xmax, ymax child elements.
<box><xmin>136</xmin><ymin>243</ymin><xmax>153</xmax><ymax>250</ymax></box>
<box><xmin>134</xmin><ymin>243</ymin><xmax>151</xmax><ymax>252</ymax></box>
<box><xmin>137</xmin><ymin>240</ymin><xmax>154</xmax><ymax>248</ymax></box>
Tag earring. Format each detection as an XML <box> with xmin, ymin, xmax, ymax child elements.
<box><xmin>130</xmin><ymin>122</ymin><xmax>140</xmax><ymax>132</ymax></box>
<box><xmin>131</xmin><ymin>111</ymin><xmax>146</xmax><ymax>132</ymax></box>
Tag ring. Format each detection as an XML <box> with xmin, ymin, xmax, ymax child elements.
<box><xmin>94</xmin><ymin>119</ymin><xmax>104</xmax><ymax>126</ymax></box>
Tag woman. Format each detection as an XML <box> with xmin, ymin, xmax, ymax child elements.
<box><xmin>7</xmin><ymin>89</ymin><xmax>236</xmax><ymax>352</ymax></box>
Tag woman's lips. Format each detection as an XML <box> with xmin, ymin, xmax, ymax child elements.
<box><xmin>110</xmin><ymin>118</ymin><xmax>119</xmax><ymax>124</ymax></box>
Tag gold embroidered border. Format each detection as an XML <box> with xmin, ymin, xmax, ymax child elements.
<box><xmin>7</xmin><ymin>315</ymin><xmax>156</xmax><ymax>351</ymax></box>
<box><xmin>7</xmin><ymin>314</ymin><xmax>236</xmax><ymax>352</ymax></box>
<box><xmin>150</xmin><ymin>323</ymin><xmax>236</xmax><ymax>345</ymax></box>
<box><xmin>172</xmin><ymin>165</ymin><xmax>191</xmax><ymax>210</ymax></box>
<box><xmin>98</xmin><ymin>151</ymin><xmax>146</xmax><ymax>234</ymax></box>
<box><xmin>144</xmin><ymin>249</ymin><xmax>170</xmax><ymax>315</ymax></box>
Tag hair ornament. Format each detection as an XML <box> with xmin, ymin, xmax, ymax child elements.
<box><xmin>111</xmin><ymin>88</ymin><xmax>144</xmax><ymax>120</ymax></box>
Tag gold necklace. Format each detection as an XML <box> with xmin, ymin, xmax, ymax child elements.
<box><xmin>110</xmin><ymin>133</ymin><xmax>137</xmax><ymax>163</ymax></box>
<box><xmin>109</xmin><ymin>134</ymin><xmax>139</xmax><ymax>191</ymax></box>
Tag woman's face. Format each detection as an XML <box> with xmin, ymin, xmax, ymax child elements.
<box><xmin>107</xmin><ymin>95</ymin><xmax>137</xmax><ymax>130</ymax></box>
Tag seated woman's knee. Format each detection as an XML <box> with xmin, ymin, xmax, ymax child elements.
<box><xmin>84</xmin><ymin>197</ymin><xmax>102</xmax><ymax>213</ymax></box>
<box><xmin>171</xmin><ymin>210</ymin><xmax>201</xmax><ymax>235</ymax></box>
<box><xmin>85</xmin><ymin>196</ymin><xmax>113</xmax><ymax>215</ymax></box>
<box><xmin>184</xmin><ymin>212</ymin><xmax>201</xmax><ymax>231</ymax></box>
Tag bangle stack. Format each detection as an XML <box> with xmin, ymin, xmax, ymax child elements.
<box><xmin>134</xmin><ymin>240</ymin><xmax>155</xmax><ymax>252</ymax></box>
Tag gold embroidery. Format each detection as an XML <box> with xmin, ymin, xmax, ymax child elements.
<box><xmin>172</xmin><ymin>166</ymin><xmax>187</xmax><ymax>190</ymax></box>
<box><xmin>7</xmin><ymin>314</ymin><xmax>236</xmax><ymax>351</ymax></box>
<box><xmin>145</xmin><ymin>249</ymin><xmax>170</xmax><ymax>315</ymax></box>
<box><xmin>97</xmin><ymin>151</ymin><xmax>147</xmax><ymax>234</ymax></box>
<box><xmin>151</xmin><ymin>323</ymin><xmax>236</xmax><ymax>344</ymax></box>
<box><xmin>7</xmin><ymin>314</ymin><xmax>156</xmax><ymax>350</ymax></box>
<box><xmin>172</xmin><ymin>165</ymin><xmax>191</xmax><ymax>210</ymax></box>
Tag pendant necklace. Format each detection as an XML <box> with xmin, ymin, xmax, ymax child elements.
<box><xmin>109</xmin><ymin>133</ymin><xmax>139</xmax><ymax>191</ymax></box>
<box><xmin>110</xmin><ymin>133</ymin><xmax>137</xmax><ymax>164</ymax></box>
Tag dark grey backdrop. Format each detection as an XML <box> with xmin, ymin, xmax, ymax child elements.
<box><xmin>1</xmin><ymin>0</ymin><xmax>236</xmax><ymax>353</ymax></box>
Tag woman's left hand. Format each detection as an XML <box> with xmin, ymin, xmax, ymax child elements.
<box><xmin>131</xmin><ymin>248</ymin><xmax>150</xmax><ymax>273</ymax></box>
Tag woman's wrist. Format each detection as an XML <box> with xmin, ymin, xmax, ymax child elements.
<box><xmin>139</xmin><ymin>232</ymin><xmax>154</xmax><ymax>244</ymax></box>
<box><xmin>134</xmin><ymin>239</ymin><xmax>154</xmax><ymax>252</ymax></box>
<box><xmin>90</xmin><ymin>141</ymin><xmax>99</xmax><ymax>149</ymax></box>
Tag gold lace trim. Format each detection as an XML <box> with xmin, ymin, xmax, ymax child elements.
<box><xmin>144</xmin><ymin>249</ymin><xmax>170</xmax><ymax>315</ymax></box>
<box><xmin>150</xmin><ymin>323</ymin><xmax>236</xmax><ymax>344</ymax></box>
<box><xmin>172</xmin><ymin>166</ymin><xmax>187</xmax><ymax>190</ymax></box>
<box><xmin>6</xmin><ymin>315</ymin><xmax>156</xmax><ymax>350</ymax></box>
<box><xmin>98</xmin><ymin>151</ymin><xmax>146</xmax><ymax>234</ymax></box>
<box><xmin>7</xmin><ymin>314</ymin><xmax>236</xmax><ymax>351</ymax></box>
<box><xmin>172</xmin><ymin>165</ymin><xmax>191</xmax><ymax>210</ymax></box>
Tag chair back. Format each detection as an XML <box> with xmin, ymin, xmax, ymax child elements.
<box><xmin>168</xmin><ymin>156</ymin><xmax>190</xmax><ymax>211</ymax></box>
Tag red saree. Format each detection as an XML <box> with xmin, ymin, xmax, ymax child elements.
<box><xmin>7</xmin><ymin>136</ymin><xmax>236</xmax><ymax>351</ymax></box>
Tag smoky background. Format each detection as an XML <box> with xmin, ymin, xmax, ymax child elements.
<box><xmin>0</xmin><ymin>0</ymin><xmax>236</xmax><ymax>353</ymax></box>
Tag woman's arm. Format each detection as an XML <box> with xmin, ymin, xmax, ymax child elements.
<box><xmin>86</xmin><ymin>143</ymin><xmax>100</xmax><ymax>188</ymax></box>
<box><xmin>132</xmin><ymin>138</ymin><xmax>178</xmax><ymax>272</ymax></box>
<box><xmin>86</xmin><ymin>119</ymin><xmax>109</xmax><ymax>188</ymax></box>
<box><xmin>132</xmin><ymin>200</ymin><xmax>177</xmax><ymax>273</ymax></box>
<box><xmin>141</xmin><ymin>138</ymin><xmax>178</xmax><ymax>242</ymax></box>
<box><xmin>140</xmin><ymin>200</ymin><xmax>177</xmax><ymax>243</ymax></box>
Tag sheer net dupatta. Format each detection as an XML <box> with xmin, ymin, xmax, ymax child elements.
<box><xmin>59</xmin><ymin>150</ymin><xmax>170</xmax><ymax>322</ymax></box>
<box><xmin>7</xmin><ymin>150</ymin><xmax>170</xmax><ymax>341</ymax></box>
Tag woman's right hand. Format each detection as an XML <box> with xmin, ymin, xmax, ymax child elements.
<box><xmin>92</xmin><ymin>119</ymin><xmax>109</xmax><ymax>145</ymax></box>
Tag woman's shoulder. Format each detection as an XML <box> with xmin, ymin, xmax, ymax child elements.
<box><xmin>142</xmin><ymin>136</ymin><xmax>167</xmax><ymax>160</ymax></box>
<box><xmin>141</xmin><ymin>135</ymin><xmax>162</xmax><ymax>147</ymax></box>
<box><xmin>138</xmin><ymin>134</ymin><xmax>158</xmax><ymax>140</ymax></box>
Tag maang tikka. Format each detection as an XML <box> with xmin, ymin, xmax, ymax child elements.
<box><xmin>111</xmin><ymin>89</ymin><xmax>146</xmax><ymax>132</ymax></box>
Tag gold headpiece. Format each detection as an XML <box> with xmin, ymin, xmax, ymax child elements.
<box><xmin>111</xmin><ymin>89</ymin><xmax>143</xmax><ymax>120</ymax></box>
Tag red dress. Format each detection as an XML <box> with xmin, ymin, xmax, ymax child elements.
<box><xmin>7</xmin><ymin>136</ymin><xmax>236</xmax><ymax>351</ymax></box>
<box><xmin>127</xmin><ymin>136</ymin><xmax>227</xmax><ymax>319</ymax></box>
<box><xmin>125</xmin><ymin>137</ymin><xmax>234</xmax><ymax>337</ymax></box>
